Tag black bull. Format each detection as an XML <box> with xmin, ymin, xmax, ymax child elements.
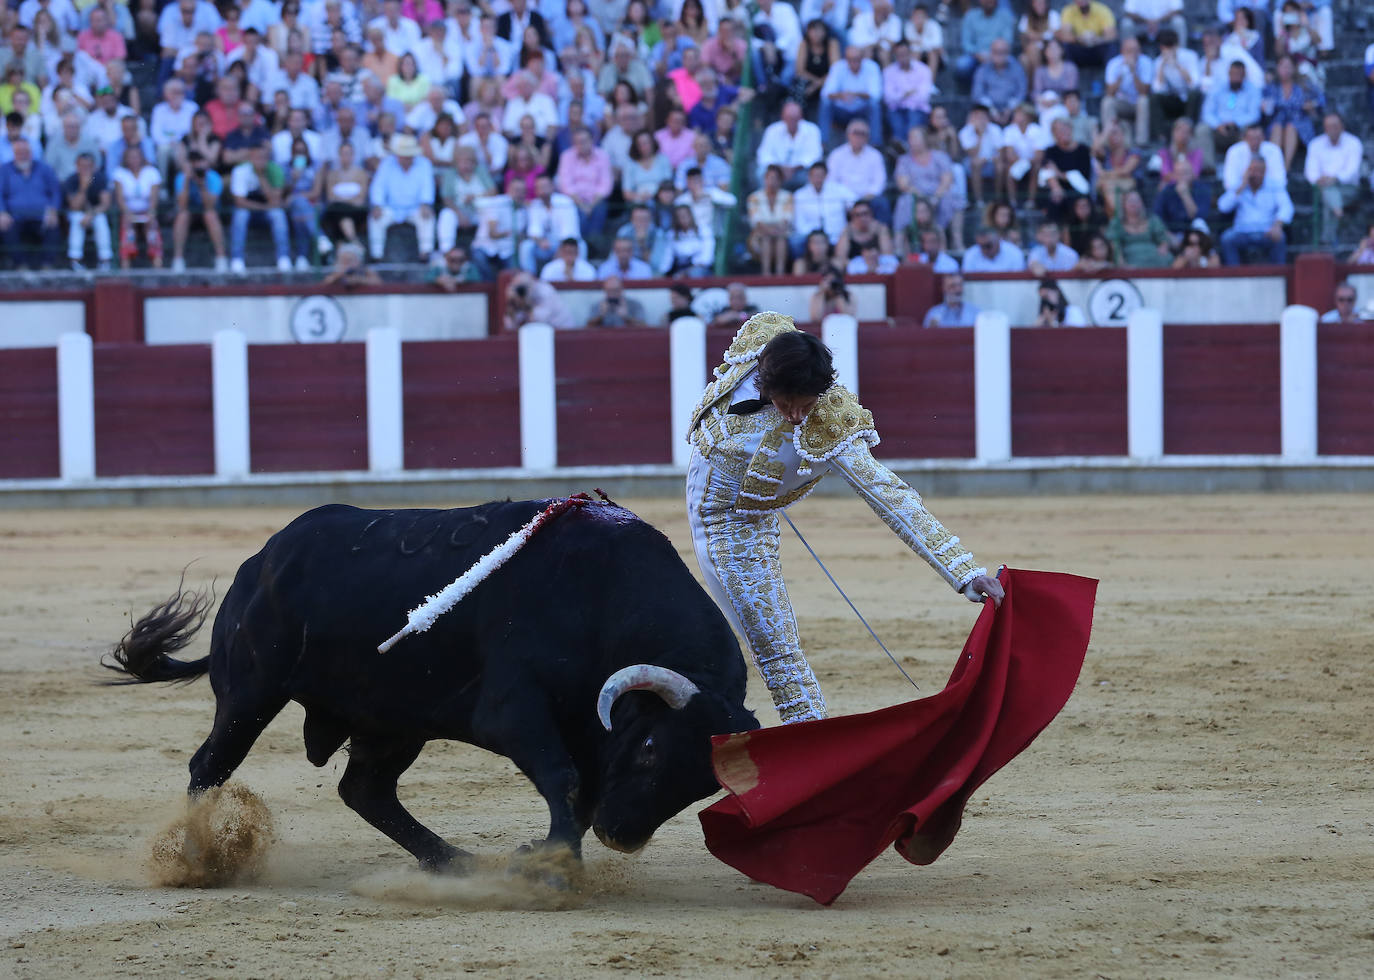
<box><xmin>106</xmin><ymin>500</ymin><xmax>759</xmax><ymax>869</ymax></box>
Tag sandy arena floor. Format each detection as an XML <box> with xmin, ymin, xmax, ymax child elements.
<box><xmin>0</xmin><ymin>492</ymin><xmax>1371</xmax><ymax>978</ymax></box>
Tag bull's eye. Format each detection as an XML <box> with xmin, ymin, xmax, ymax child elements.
<box><xmin>639</xmin><ymin>735</ymin><xmax>656</xmax><ymax>764</ymax></box>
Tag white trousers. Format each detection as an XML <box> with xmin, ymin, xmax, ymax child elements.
<box><xmin>686</xmin><ymin>448</ymin><xmax>827</xmax><ymax>724</ymax></box>
<box><xmin>67</xmin><ymin>211</ymin><xmax>112</xmax><ymax>261</ymax></box>
<box><xmin>368</xmin><ymin>207</ymin><xmax>435</xmax><ymax>259</ymax></box>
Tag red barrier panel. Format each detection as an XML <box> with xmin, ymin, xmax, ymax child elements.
<box><xmin>556</xmin><ymin>330</ymin><xmax>672</xmax><ymax>466</ymax></box>
<box><xmin>1011</xmin><ymin>328</ymin><xmax>1128</xmax><ymax>456</ymax></box>
<box><xmin>1163</xmin><ymin>324</ymin><xmax>1281</xmax><ymax>455</ymax></box>
<box><xmin>402</xmin><ymin>337</ymin><xmax>521</xmax><ymax>469</ymax></box>
<box><xmin>0</xmin><ymin>348</ymin><xmax>59</xmax><ymax>479</ymax></box>
<box><xmin>248</xmin><ymin>345</ymin><xmax>367</xmax><ymax>472</ymax></box>
<box><xmin>93</xmin><ymin>344</ymin><xmax>213</xmax><ymax>476</ymax></box>
<box><xmin>1317</xmin><ymin>325</ymin><xmax>1374</xmax><ymax>455</ymax></box>
<box><xmin>858</xmin><ymin>328</ymin><xmax>976</xmax><ymax>459</ymax></box>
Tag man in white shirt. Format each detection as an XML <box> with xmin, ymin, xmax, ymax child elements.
<box><xmin>1026</xmin><ymin>220</ymin><xmax>1080</xmax><ymax>273</ymax></box>
<box><xmin>368</xmin><ymin>0</ymin><xmax>421</xmax><ymax>57</ymax></box>
<box><xmin>148</xmin><ymin>78</ymin><xmax>197</xmax><ymax>176</ymax></box>
<box><xmin>1119</xmin><ymin>0</ymin><xmax>1186</xmax><ymax>48</ymax></box>
<box><xmin>819</xmin><ymin>45</ymin><xmax>883</xmax><ymax>149</ymax></box>
<box><xmin>539</xmin><ymin>237</ymin><xmax>596</xmax><ymax>282</ymax></box>
<box><xmin>958</xmin><ymin>103</ymin><xmax>1003</xmax><ymax>204</ymax></box>
<box><xmin>405</xmin><ymin>84</ymin><xmax>464</xmax><ymax>134</ymax></box>
<box><xmin>519</xmin><ymin>174</ymin><xmax>581</xmax><ymax>273</ymax></box>
<box><xmin>790</xmin><ymin>159</ymin><xmax>856</xmax><ymax>254</ymax></box>
<box><xmin>464</xmin><ymin>13</ymin><xmax>514</xmax><ymax>78</ymax></box>
<box><xmin>502</xmin><ymin>72</ymin><xmax>558</xmax><ymax>139</ymax></box>
<box><xmin>825</xmin><ymin>118</ymin><xmax>889</xmax><ymax>223</ymax></box>
<box><xmin>457</xmin><ymin>112</ymin><xmax>508</xmax><ymax>174</ymax></box>
<box><xmin>270</xmin><ymin>108</ymin><xmax>322</xmax><ymax>165</ymax></box>
<box><xmin>755</xmin><ymin>100</ymin><xmax>823</xmax><ymax>187</ymax></box>
<box><xmin>413</xmin><ymin>19</ymin><xmax>463</xmax><ymax>90</ymax></box>
<box><xmin>1304</xmin><ymin>112</ymin><xmax>1363</xmax><ymax>246</ymax></box>
<box><xmin>270</xmin><ymin>51</ymin><xmax>321</xmax><ymax>116</ymax></box>
<box><xmin>1221</xmin><ymin>123</ymin><xmax>1286</xmax><ymax>193</ymax></box>
<box><xmin>81</xmin><ymin>87</ymin><xmax>133</xmax><ymax>157</ymax></box>
<box><xmin>1148</xmin><ymin>28</ymin><xmax>1201</xmax><ymax>145</ymax></box>
<box><xmin>1102</xmin><ymin>36</ymin><xmax>1152</xmax><ymax>147</ymax></box>
<box><xmin>848</xmin><ymin>0</ymin><xmax>903</xmax><ymax>66</ymax></box>
<box><xmin>962</xmin><ymin>225</ymin><xmax>1026</xmax><ymax>273</ymax></box>
<box><xmin>1319</xmin><ymin>282</ymin><xmax>1361</xmax><ymax>324</ymax></box>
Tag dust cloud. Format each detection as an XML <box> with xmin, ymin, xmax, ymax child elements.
<box><xmin>148</xmin><ymin>782</ymin><xmax>275</xmax><ymax>887</ymax></box>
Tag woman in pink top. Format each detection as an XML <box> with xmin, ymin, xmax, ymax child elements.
<box><xmin>401</xmin><ymin>0</ymin><xmax>444</xmax><ymax>28</ymax></box>
<box><xmin>1155</xmin><ymin>117</ymin><xmax>1205</xmax><ymax>187</ymax></box>
<box><xmin>216</xmin><ymin>2</ymin><xmax>245</xmax><ymax>55</ymax></box>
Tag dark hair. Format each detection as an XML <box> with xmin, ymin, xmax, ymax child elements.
<box><xmin>757</xmin><ymin>331</ymin><xmax>835</xmax><ymax>399</ymax></box>
<box><xmin>560</xmin><ymin>236</ymin><xmax>579</xmax><ymax>248</ymax></box>
<box><xmin>1158</xmin><ymin>27</ymin><xmax>1179</xmax><ymax>47</ymax></box>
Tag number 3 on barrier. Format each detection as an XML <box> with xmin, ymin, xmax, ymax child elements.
<box><xmin>290</xmin><ymin>295</ymin><xmax>348</xmax><ymax>343</ymax></box>
<box><xmin>1087</xmin><ymin>278</ymin><xmax>1144</xmax><ymax>327</ymax></box>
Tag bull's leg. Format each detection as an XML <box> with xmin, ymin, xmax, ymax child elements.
<box><xmin>338</xmin><ymin>735</ymin><xmax>474</xmax><ymax>873</ymax></box>
<box><xmin>188</xmin><ymin>692</ymin><xmax>289</xmax><ymax>796</ymax></box>
<box><xmin>485</xmin><ymin>722</ymin><xmax>586</xmax><ymax>858</ymax></box>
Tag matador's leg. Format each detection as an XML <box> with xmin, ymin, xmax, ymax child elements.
<box><xmin>698</xmin><ymin>512</ymin><xmax>827</xmax><ymax>725</ymax></box>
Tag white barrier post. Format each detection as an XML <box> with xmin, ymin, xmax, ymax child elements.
<box><xmin>669</xmin><ymin>315</ymin><xmax>706</xmax><ymax>466</ymax></box>
<box><xmin>56</xmin><ymin>331</ymin><xmax>95</xmax><ymax>480</ymax></box>
<box><xmin>212</xmin><ymin>329</ymin><xmax>250</xmax><ymax>478</ymax></box>
<box><xmin>973</xmin><ymin>311</ymin><xmax>1011</xmax><ymax>462</ymax></box>
<box><xmin>518</xmin><ymin>322</ymin><xmax>557</xmax><ymax>469</ymax></box>
<box><xmin>366</xmin><ymin>327</ymin><xmax>404</xmax><ymax>472</ymax></box>
<box><xmin>821</xmin><ymin>313</ymin><xmax>859</xmax><ymax>398</ymax></box>
<box><xmin>1279</xmin><ymin>304</ymin><xmax>1318</xmax><ymax>458</ymax></box>
<box><xmin>1126</xmin><ymin>308</ymin><xmax>1164</xmax><ymax>459</ymax></box>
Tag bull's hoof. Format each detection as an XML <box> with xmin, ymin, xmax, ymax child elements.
<box><xmin>420</xmin><ymin>844</ymin><xmax>476</xmax><ymax>876</ymax></box>
<box><xmin>509</xmin><ymin>840</ymin><xmax>581</xmax><ymax>891</ymax></box>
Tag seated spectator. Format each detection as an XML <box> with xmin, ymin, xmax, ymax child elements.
<box><xmin>385</xmin><ymin>52</ymin><xmax>429</xmax><ymax>111</ymax></box>
<box><xmin>1102</xmin><ymin>37</ymin><xmax>1150</xmax><ymax>147</ymax></box>
<box><xmin>1263</xmin><ymin>55</ymin><xmax>1324</xmax><ymax>173</ymax></box>
<box><xmin>555</xmin><ymin>126</ymin><xmax>611</xmax><ymax>242</ymax></box>
<box><xmin>1274</xmin><ymin>3</ymin><xmax>1324</xmax><ymax>88</ymax></box>
<box><xmin>615</xmin><ymin>203</ymin><xmax>671</xmax><ymax>276</ymax></box>
<box><xmin>793</xmin><ymin>228</ymin><xmax>841</xmax><ymax>276</ymax></box>
<box><xmin>1033</xmin><ymin>277</ymin><xmax>1088</xmax><ymax>326</ymax></box>
<box><xmin>1107</xmin><ymin>188</ymin><xmax>1170</xmax><ymax>267</ymax></box>
<box><xmin>283</xmin><ymin>136</ymin><xmax>325</xmax><ymax>269</ymax></box>
<box><xmin>956</xmin><ymin>0</ymin><xmax>1015</xmax><ymax>91</ymax></box>
<box><xmin>835</xmin><ymin>198</ymin><xmax>894</xmax><ymax>266</ymax></box>
<box><xmin>1366</xmin><ymin>39</ymin><xmax>1374</xmax><ymax>126</ymax></box>
<box><xmin>1076</xmin><ymin>231</ymin><xmax>1115</xmax><ymax>271</ymax></box>
<box><xmin>598</xmin><ymin>34</ymin><xmax>654</xmax><ymax>96</ymax></box>
<box><xmin>819</xmin><ymin>45</ymin><xmax>882</xmax><ymax>148</ymax></box>
<box><xmin>675</xmin><ymin>133</ymin><xmax>730</xmax><ymax>192</ymax></box>
<box><xmin>170</xmin><ymin>148</ymin><xmax>228</xmax><ymax>271</ymax></box>
<box><xmin>1038</xmin><ymin>117</ymin><xmax>1092</xmax><ymax>222</ymax></box>
<box><xmin>149</xmin><ymin>78</ymin><xmax>198</xmax><ymax>176</ymax></box>
<box><xmin>1217</xmin><ymin>158</ymin><xmax>1292</xmax><ymax>265</ymax></box>
<box><xmin>1018</xmin><ymin>0</ymin><xmax>1059</xmax><ymax>76</ymax></box>
<box><xmin>367</xmin><ymin>132</ymin><xmax>434</xmax><ymax>261</ymax></box>
<box><xmin>503</xmin><ymin>144</ymin><xmax>543</xmax><ymax>200</ymax></box>
<box><xmin>63</xmin><ymin>150</ymin><xmax>111</xmax><ymax>270</ymax></box>
<box><xmin>271</xmin><ymin>107</ymin><xmax>321</xmax><ymax>169</ymax></box>
<box><xmin>1171</xmin><ymin>227</ymin><xmax>1221</xmax><ymax>268</ymax></box>
<box><xmin>983</xmin><ymin>198</ymin><xmax>1024</xmax><ymax>248</ymax></box>
<box><xmin>229</xmin><ymin>142</ymin><xmax>290</xmax><ymax>272</ymax></box>
<box><xmin>1320</xmin><ymin>282</ymin><xmax>1361</xmax><ymax>324</ymax></box>
<box><xmin>893</xmin><ymin>125</ymin><xmax>966</xmax><ymax>252</ymax></box>
<box><xmin>747</xmin><ymin>164</ymin><xmax>794</xmax><ymax>276</ymax></box>
<box><xmin>849</xmin><ymin>0</ymin><xmax>902</xmax><ymax>67</ymax></box>
<box><xmin>539</xmin><ymin>236</ymin><xmax>597</xmax><ymax>282</ymax></box>
<box><xmin>586</xmin><ymin>276</ymin><xmax>649</xmax><ymax>328</ymax></box>
<box><xmin>909</xmin><ymin>227</ymin><xmax>960</xmax><ymax>273</ymax></box>
<box><xmin>326</xmin><ymin>241</ymin><xmax>385</xmax><ymax>286</ymax></box>
<box><xmin>1198</xmin><ymin>27</ymin><xmax>1261</xmax><ymax>99</ymax></box>
<box><xmin>710</xmin><ymin>105</ymin><xmax>737</xmax><ymax>162</ymax></box>
<box><xmin>1057</xmin><ymin>0</ymin><xmax>1118</xmax><ymax>71</ymax></box>
<box><xmin>1027</xmin><ymin>220</ymin><xmax>1080</xmax><ymax>273</ymax></box>
<box><xmin>707</xmin><ymin>282</ymin><xmax>759</xmax><ymax>331</ymax></box>
<box><xmin>321</xmin><ymin>140</ymin><xmax>370</xmax><ymax>249</ymax></box>
<box><xmin>1154</xmin><ymin>117</ymin><xmax>1203</xmax><ymax>187</ymax></box>
<box><xmin>847</xmin><ymin>239</ymin><xmax>898</xmax><ymax>275</ymax></box>
<box><xmin>1201</xmin><ymin>60</ymin><xmax>1262</xmax><ymax>162</ymax></box>
<box><xmin>793</xmin><ymin>19</ymin><xmax>839</xmax><ymax>118</ymax></box>
<box><xmin>654</xmin><ymin>107</ymin><xmax>695</xmax><ymax>171</ymax></box>
<box><xmin>1058</xmin><ymin>90</ymin><xmax>1097</xmax><ymax>148</ymax></box>
<box><xmin>962</xmin><ymin>225</ymin><xmax>1026</xmax><ymax>273</ymax></box>
<box><xmin>1221</xmin><ymin>122</ymin><xmax>1285</xmax><ymax>194</ymax></box>
<box><xmin>469</xmin><ymin>179</ymin><xmax>525</xmax><ymax>280</ymax></box>
<box><xmin>203</xmin><ymin>75</ymin><xmax>243</xmax><ymax>141</ymax></box>
<box><xmin>229</xmin><ymin>28</ymin><xmax>281</xmax><ymax>100</ymax></box>
<box><xmin>972</xmin><ymin>39</ymin><xmax>1026</xmax><ymax>128</ymax></box>
<box><xmin>1304</xmin><ymin>112</ymin><xmax>1362</xmax><ymax>247</ymax></box>
<box><xmin>520</xmin><ymin>173</ymin><xmax>580</xmax><ymax>274</ymax></box>
<box><xmin>78</xmin><ymin>6</ymin><xmax>128</xmax><ymax>67</ymax></box>
<box><xmin>458</xmin><ymin>111</ymin><xmax>508</xmax><ymax>176</ymax></box>
<box><xmin>359</xmin><ymin>76</ymin><xmax>406</xmax><ymax>137</ymax></box>
<box><xmin>222</xmin><ymin>101</ymin><xmax>269</xmax><ymax>168</ymax></box>
<box><xmin>1093</xmin><ymin>122</ymin><xmax>1140</xmax><ymax>216</ymax></box>
<box><xmin>621</xmin><ymin>129</ymin><xmax>672</xmax><ymax>205</ymax></box>
<box><xmin>1148</xmin><ymin>29</ymin><xmax>1202</xmax><ymax>145</ymax></box>
<box><xmin>697</xmin><ymin>17</ymin><xmax>746</xmax><ymax>87</ymax></box>
<box><xmin>1033</xmin><ymin>40</ymin><xmax>1080</xmax><ymax>102</ymax></box>
<box><xmin>111</xmin><ymin>143</ymin><xmax>162</xmax><ymax>269</ymax></box>
<box><xmin>675</xmin><ymin>166</ymin><xmax>735</xmax><ymax>243</ymax></box>
<box><xmin>666</xmin><ymin>203</ymin><xmax>715</xmax><ymax>278</ymax></box>
<box><xmin>1067</xmin><ymin>193</ymin><xmax>1107</xmax><ymax>255</ymax></box>
<box><xmin>501</xmin><ymin>69</ymin><xmax>557</xmax><ymax>140</ymax></box>
<box><xmin>882</xmin><ymin>40</ymin><xmax>933</xmax><ymax>147</ymax></box>
<box><xmin>663</xmin><ymin>282</ymin><xmax>697</xmax><ymax>327</ymax></box>
<box><xmin>825</xmin><ymin>118</ymin><xmax>888</xmax><ymax>223</ymax></box>
<box><xmin>1120</xmin><ymin>0</ymin><xmax>1186</xmax><ymax>48</ymax></box>
<box><xmin>686</xmin><ymin>68</ymin><xmax>739</xmax><ymax>138</ymax></box>
<box><xmin>504</xmin><ymin>270</ymin><xmax>572</xmax><ymax>329</ymax></box>
<box><xmin>790</xmin><ymin>159</ymin><xmax>857</xmax><ymax>255</ymax></box>
<box><xmin>905</xmin><ymin>3</ymin><xmax>945</xmax><ymax>76</ymax></box>
<box><xmin>42</xmin><ymin>112</ymin><xmax>96</xmax><ymax>182</ymax></box>
<box><xmin>103</xmin><ymin>113</ymin><xmax>154</xmax><ymax>185</ymax></box>
<box><xmin>1153</xmin><ymin>156</ymin><xmax>1211</xmax><ymax>242</ymax></box>
<box><xmin>808</xmin><ymin>269</ymin><xmax>856</xmax><ymax>321</ymax></box>
<box><xmin>597</xmin><ymin>235</ymin><xmax>653</xmax><ymax>280</ymax></box>
<box><xmin>959</xmin><ymin>102</ymin><xmax>1003</xmax><ymax>205</ymax></box>
<box><xmin>998</xmin><ymin>102</ymin><xmax>1049</xmax><ymax>209</ymax></box>
<box><xmin>923</xmin><ymin>272</ymin><xmax>981</xmax><ymax>328</ymax></box>
<box><xmin>1349</xmin><ymin>223</ymin><xmax>1374</xmax><ymax>265</ymax></box>
<box><xmin>756</xmin><ymin>100</ymin><xmax>823</xmax><ymax>188</ymax></box>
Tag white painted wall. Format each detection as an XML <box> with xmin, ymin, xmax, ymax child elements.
<box><xmin>144</xmin><ymin>292</ymin><xmax>489</xmax><ymax>344</ymax></box>
<box><xmin>964</xmin><ymin>276</ymin><xmax>1288</xmax><ymax>326</ymax></box>
<box><xmin>554</xmin><ymin>282</ymin><xmax>887</xmax><ymax>328</ymax></box>
<box><xmin>0</xmin><ymin>302</ymin><xmax>86</xmax><ymax>348</ymax></box>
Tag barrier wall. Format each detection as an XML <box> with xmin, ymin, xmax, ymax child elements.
<box><xmin>401</xmin><ymin>337</ymin><xmax>521</xmax><ymax>469</ymax></box>
<box><xmin>0</xmin><ymin>347</ymin><xmax>59</xmax><ymax>479</ymax></box>
<box><xmin>1316</xmin><ymin>324</ymin><xmax>1374</xmax><ymax>456</ymax></box>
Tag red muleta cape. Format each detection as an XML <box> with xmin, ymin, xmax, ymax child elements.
<box><xmin>698</xmin><ymin>567</ymin><xmax>1097</xmax><ymax>906</ymax></box>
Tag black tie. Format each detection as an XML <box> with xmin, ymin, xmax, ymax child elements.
<box><xmin>728</xmin><ymin>399</ymin><xmax>769</xmax><ymax>415</ymax></box>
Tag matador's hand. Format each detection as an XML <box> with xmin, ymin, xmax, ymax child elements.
<box><xmin>968</xmin><ymin>573</ymin><xmax>1004</xmax><ymax>608</ymax></box>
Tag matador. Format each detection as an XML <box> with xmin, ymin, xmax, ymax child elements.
<box><xmin>686</xmin><ymin>312</ymin><xmax>1004</xmax><ymax>725</ymax></box>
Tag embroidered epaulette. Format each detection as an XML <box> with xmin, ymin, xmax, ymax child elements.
<box><xmin>686</xmin><ymin>312</ymin><xmax>798</xmax><ymax>440</ymax></box>
<box><xmin>794</xmin><ymin>385</ymin><xmax>879</xmax><ymax>475</ymax></box>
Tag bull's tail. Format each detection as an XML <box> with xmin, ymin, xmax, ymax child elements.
<box><xmin>103</xmin><ymin>577</ymin><xmax>214</xmax><ymax>685</ymax></box>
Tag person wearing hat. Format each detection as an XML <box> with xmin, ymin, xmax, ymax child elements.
<box><xmin>367</xmin><ymin>131</ymin><xmax>435</xmax><ymax>261</ymax></box>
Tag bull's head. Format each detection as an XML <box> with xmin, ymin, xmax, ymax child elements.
<box><xmin>590</xmin><ymin>664</ymin><xmax>757</xmax><ymax>853</ymax></box>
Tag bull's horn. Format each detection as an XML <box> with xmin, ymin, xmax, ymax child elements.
<box><xmin>596</xmin><ymin>665</ymin><xmax>701</xmax><ymax>731</ymax></box>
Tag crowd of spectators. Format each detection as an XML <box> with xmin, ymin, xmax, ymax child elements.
<box><xmin>0</xmin><ymin>0</ymin><xmax>1369</xmax><ymax>307</ymax></box>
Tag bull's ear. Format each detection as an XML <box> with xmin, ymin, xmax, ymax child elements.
<box><xmin>596</xmin><ymin>665</ymin><xmax>700</xmax><ymax>730</ymax></box>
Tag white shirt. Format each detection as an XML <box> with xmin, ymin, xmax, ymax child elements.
<box><xmin>149</xmin><ymin>99</ymin><xmax>198</xmax><ymax>147</ymax></box>
<box><xmin>1201</xmin><ymin>47</ymin><xmax>1262</xmax><ymax>95</ymax></box>
<box><xmin>502</xmin><ymin>92</ymin><xmax>558</xmax><ymax>136</ymax></box>
<box><xmin>755</xmin><ymin>119</ymin><xmax>823</xmax><ymax>179</ymax></box>
<box><xmin>540</xmin><ymin>256</ymin><xmax>597</xmax><ymax>281</ymax></box>
<box><xmin>405</xmin><ymin>98</ymin><xmax>465</xmax><ymax>134</ymax></box>
<box><xmin>270</xmin><ymin>70</ymin><xmax>323</xmax><ymax>114</ymax></box>
<box><xmin>904</xmin><ymin>18</ymin><xmax>944</xmax><ymax>53</ymax></box>
<box><xmin>1303</xmin><ymin>131</ymin><xmax>1363</xmax><ymax>186</ymax></box>
<box><xmin>81</xmin><ymin>105</ymin><xmax>133</xmax><ymax>154</ymax></box>
<box><xmin>791</xmin><ymin>179</ymin><xmax>857</xmax><ymax>242</ymax></box>
<box><xmin>1150</xmin><ymin>46</ymin><xmax>1201</xmax><ymax>94</ymax></box>
<box><xmin>413</xmin><ymin>37</ymin><xmax>464</xmax><ymax>84</ymax></box>
<box><xmin>526</xmin><ymin>192</ymin><xmax>581</xmax><ymax>243</ymax></box>
<box><xmin>227</xmin><ymin>45</ymin><xmax>281</xmax><ymax>99</ymax></box>
<box><xmin>271</xmin><ymin>128</ymin><xmax>323</xmax><ymax>165</ymax></box>
<box><xmin>1000</xmin><ymin>122</ymin><xmax>1050</xmax><ymax>162</ymax></box>
<box><xmin>368</xmin><ymin>14</ymin><xmax>422</xmax><ymax>56</ymax></box>
<box><xmin>472</xmin><ymin>192</ymin><xmax>518</xmax><ymax>258</ymax></box>
<box><xmin>754</xmin><ymin>1</ymin><xmax>802</xmax><ymax>61</ymax></box>
<box><xmin>1027</xmin><ymin>242</ymin><xmax>1081</xmax><ymax>271</ymax></box>
<box><xmin>848</xmin><ymin>10</ymin><xmax>903</xmax><ymax>52</ymax></box>
<box><xmin>1123</xmin><ymin>0</ymin><xmax>1183</xmax><ymax>19</ymax></box>
<box><xmin>112</xmin><ymin>164</ymin><xmax>161</xmax><ymax>214</ymax></box>
<box><xmin>962</xmin><ymin>239</ymin><xmax>1026</xmax><ymax>273</ymax></box>
<box><xmin>458</xmin><ymin>130</ymin><xmax>508</xmax><ymax>173</ymax></box>
<box><xmin>1221</xmin><ymin>139</ymin><xmax>1286</xmax><ymax>192</ymax></box>
<box><xmin>959</xmin><ymin>122</ymin><xmax>1003</xmax><ymax>160</ymax></box>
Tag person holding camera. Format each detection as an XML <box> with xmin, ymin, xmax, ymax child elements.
<box><xmin>809</xmin><ymin>269</ymin><xmax>856</xmax><ymax>322</ymax></box>
<box><xmin>585</xmin><ymin>276</ymin><xmax>649</xmax><ymax>328</ymax></box>
<box><xmin>503</xmin><ymin>270</ymin><xmax>572</xmax><ymax>329</ymax></box>
<box><xmin>1033</xmin><ymin>277</ymin><xmax>1088</xmax><ymax>326</ymax></box>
